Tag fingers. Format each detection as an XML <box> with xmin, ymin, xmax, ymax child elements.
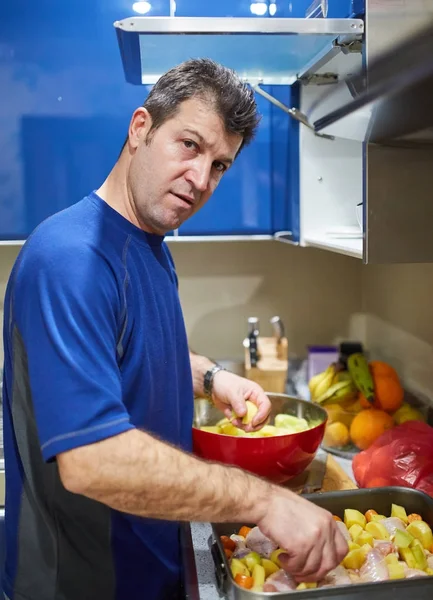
<box><xmin>269</xmin><ymin>503</ymin><xmax>349</xmax><ymax>584</ymax></box>
<box><xmin>334</xmin><ymin>525</ymin><xmax>350</xmax><ymax>562</ymax></box>
<box><xmin>246</xmin><ymin>389</ymin><xmax>272</xmax><ymax>429</ymax></box>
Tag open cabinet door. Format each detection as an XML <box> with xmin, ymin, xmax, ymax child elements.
<box><xmin>310</xmin><ymin>1</ymin><xmax>433</xmax><ymax>264</ymax></box>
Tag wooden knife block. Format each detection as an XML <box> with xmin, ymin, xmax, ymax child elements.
<box><xmin>244</xmin><ymin>336</ymin><xmax>288</xmax><ymax>394</ymax></box>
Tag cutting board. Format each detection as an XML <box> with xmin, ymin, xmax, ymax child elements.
<box><xmin>285</xmin><ymin>453</ymin><xmax>357</xmax><ymax>494</ymax></box>
<box><xmin>321</xmin><ymin>454</ymin><xmax>357</xmax><ymax>492</ymax></box>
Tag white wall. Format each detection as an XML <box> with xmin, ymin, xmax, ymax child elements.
<box><xmin>0</xmin><ymin>242</ymin><xmax>362</xmax><ymax>365</ymax></box>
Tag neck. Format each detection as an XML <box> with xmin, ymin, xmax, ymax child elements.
<box><xmin>97</xmin><ymin>152</ymin><xmax>150</xmax><ymax>232</ymax></box>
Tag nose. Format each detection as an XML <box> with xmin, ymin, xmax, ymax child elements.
<box><xmin>185</xmin><ymin>159</ymin><xmax>212</xmax><ymax>193</ymax></box>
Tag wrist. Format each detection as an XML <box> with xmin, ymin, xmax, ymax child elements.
<box><xmin>203</xmin><ymin>363</ymin><xmax>226</xmax><ymax>401</ymax></box>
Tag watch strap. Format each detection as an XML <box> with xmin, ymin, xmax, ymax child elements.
<box><xmin>203</xmin><ymin>364</ymin><xmax>225</xmax><ymax>400</ymax></box>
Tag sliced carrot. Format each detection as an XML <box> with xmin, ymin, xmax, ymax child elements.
<box><xmin>234</xmin><ymin>574</ymin><xmax>253</xmax><ymax>589</ymax></box>
<box><xmin>408</xmin><ymin>513</ymin><xmax>422</xmax><ymax>523</ymax></box>
<box><xmin>238</xmin><ymin>526</ymin><xmax>252</xmax><ymax>538</ymax></box>
<box><xmin>365</xmin><ymin>509</ymin><xmax>378</xmax><ymax>523</ymax></box>
<box><xmin>220</xmin><ymin>535</ymin><xmax>236</xmax><ymax>552</ymax></box>
<box><xmin>332</xmin><ymin>515</ymin><xmax>342</xmax><ymax>522</ymax></box>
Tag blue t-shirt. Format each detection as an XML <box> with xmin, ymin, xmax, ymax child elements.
<box><xmin>2</xmin><ymin>192</ymin><xmax>194</xmax><ymax>600</ymax></box>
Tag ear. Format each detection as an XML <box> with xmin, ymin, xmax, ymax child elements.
<box><xmin>127</xmin><ymin>107</ymin><xmax>153</xmax><ymax>150</ymax></box>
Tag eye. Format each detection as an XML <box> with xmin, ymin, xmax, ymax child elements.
<box><xmin>183</xmin><ymin>140</ymin><xmax>199</xmax><ymax>151</ymax></box>
<box><xmin>213</xmin><ymin>161</ymin><xmax>227</xmax><ymax>173</ymax></box>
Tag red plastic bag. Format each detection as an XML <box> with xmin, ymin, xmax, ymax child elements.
<box><xmin>352</xmin><ymin>421</ymin><xmax>433</xmax><ymax>497</ymax></box>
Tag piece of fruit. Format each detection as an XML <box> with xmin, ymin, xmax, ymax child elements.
<box><xmin>297</xmin><ymin>583</ymin><xmax>317</xmax><ymax>590</ymax></box>
<box><xmin>394</xmin><ymin>529</ymin><xmax>414</xmax><ymax>549</ymax></box>
<box><xmin>365</xmin><ymin>509</ymin><xmax>378</xmax><ymax>522</ymax></box>
<box><xmin>371</xmin><ymin>514</ymin><xmax>386</xmax><ymax>522</ymax></box>
<box><xmin>350</xmin><ymin>409</ymin><xmax>394</xmax><ymax>450</ymax></box>
<box><xmin>393</xmin><ymin>404</ymin><xmax>426</xmax><ymax>425</ymax></box>
<box><xmin>270</xmin><ymin>548</ymin><xmax>286</xmax><ymax>568</ymax></box>
<box><xmin>333</xmin><ymin>515</ymin><xmax>342</xmax><ymax>522</ymax></box>
<box><xmin>220</xmin><ymin>422</ymin><xmax>242</xmax><ymax>436</ymax></box>
<box><xmin>315</xmin><ymin>380</ymin><xmax>357</xmax><ymax>405</ymax></box>
<box><xmin>324</xmin><ymin>404</ymin><xmax>355</xmax><ymax>428</ymax></box>
<box><xmin>360</xmin><ymin>376</ymin><xmax>404</xmax><ymax>413</ymax></box>
<box><xmin>231</xmin><ymin>558</ymin><xmax>250</xmax><ymax>579</ymax></box>
<box><xmin>355</xmin><ymin>530</ymin><xmax>374</xmax><ymax>547</ymax></box>
<box><xmin>348</xmin><ymin>541</ymin><xmax>361</xmax><ymax>551</ymax></box>
<box><xmin>347</xmin><ymin>353</ymin><xmax>375</xmax><ymax>404</ymax></box>
<box><xmin>200</xmin><ymin>426</ymin><xmax>222</xmax><ymax>433</ymax></box>
<box><xmin>410</xmin><ymin>539</ymin><xmax>428</xmax><ymax>570</ymax></box>
<box><xmin>368</xmin><ymin>361</ymin><xmax>399</xmax><ymax>381</ymax></box>
<box><xmin>234</xmin><ymin>573</ymin><xmax>253</xmax><ymax>589</ymax></box>
<box><xmin>224</xmin><ymin>548</ymin><xmax>233</xmax><ymax>559</ymax></box>
<box><xmin>391</xmin><ymin>503</ymin><xmax>409</xmax><ymax>524</ymax></box>
<box><xmin>241</xmin><ymin>552</ymin><xmax>261</xmax><ymax>572</ymax></box>
<box><xmin>238</xmin><ymin>526</ymin><xmax>252</xmax><ymax>538</ymax></box>
<box><xmin>349</xmin><ymin>524</ymin><xmax>364</xmax><ymax>541</ymax></box>
<box><xmin>426</xmin><ymin>568</ymin><xmax>433</xmax><ymax>576</ymax></box>
<box><xmin>406</xmin><ymin>521</ymin><xmax>433</xmax><ymax>550</ymax></box>
<box><xmin>251</xmin><ymin>563</ymin><xmax>265</xmax><ymax>591</ymax></box>
<box><xmin>388</xmin><ymin>562</ymin><xmax>405</xmax><ymax>579</ymax></box>
<box><xmin>241</xmin><ymin>401</ymin><xmax>259</xmax><ymax>425</ymax></box>
<box><xmin>365</xmin><ymin>521</ymin><xmax>390</xmax><ymax>540</ymax></box>
<box><xmin>261</xmin><ymin>558</ymin><xmax>279</xmax><ymax>578</ymax></box>
<box><xmin>309</xmin><ymin>365</ymin><xmax>337</xmax><ymax>400</ymax></box>
<box><xmin>385</xmin><ymin>554</ymin><xmax>399</xmax><ymax>565</ymax></box>
<box><xmin>324</xmin><ymin>422</ymin><xmax>350</xmax><ymax>448</ymax></box>
<box><xmin>274</xmin><ymin>414</ymin><xmax>309</xmax><ymax>432</ymax></box>
<box><xmin>408</xmin><ymin>513</ymin><xmax>422</xmax><ymax>523</ymax></box>
<box><xmin>220</xmin><ymin>536</ymin><xmax>236</xmax><ymax>552</ymax></box>
<box><xmin>399</xmin><ymin>547</ymin><xmax>417</xmax><ymax>569</ymax></box>
<box><xmin>344</xmin><ymin>509</ymin><xmax>366</xmax><ymax>529</ymax></box>
<box><xmin>343</xmin><ymin>547</ymin><xmax>368</xmax><ymax>570</ymax></box>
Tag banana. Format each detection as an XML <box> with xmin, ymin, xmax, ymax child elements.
<box><xmin>308</xmin><ymin>365</ymin><xmax>334</xmax><ymax>397</ymax></box>
<box><xmin>332</xmin><ymin>371</ymin><xmax>353</xmax><ymax>385</ymax></box>
<box><xmin>347</xmin><ymin>353</ymin><xmax>375</xmax><ymax>404</ymax></box>
<box><xmin>315</xmin><ymin>380</ymin><xmax>357</xmax><ymax>405</ymax></box>
<box><xmin>308</xmin><ymin>371</ymin><xmax>328</xmax><ymax>397</ymax></box>
<box><xmin>310</xmin><ymin>366</ymin><xmax>336</xmax><ymax>401</ymax></box>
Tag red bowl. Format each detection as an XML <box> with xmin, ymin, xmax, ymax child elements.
<box><xmin>192</xmin><ymin>393</ymin><xmax>327</xmax><ymax>484</ymax></box>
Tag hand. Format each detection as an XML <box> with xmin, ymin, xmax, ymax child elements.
<box><xmin>211</xmin><ymin>370</ymin><xmax>271</xmax><ymax>431</ymax></box>
<box><xmin>257</xmin><ymin>489</ymin><xmax>349</xmax><ymax>583</ymax></box>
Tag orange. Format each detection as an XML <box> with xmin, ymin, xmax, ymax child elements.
<box><xmin>369</xmin><ymin>360</ymin><xmax>399</xmax><ymax>381</ymax></box>
<box><xmin>349</xmin><ymin>409</ymin><xmax>394</xmax><ymax>450</ymax></box>
<box><xmin>360</xmin><ymin>375</ymin><xmax>404</xmax><ymax>413</ymax></box>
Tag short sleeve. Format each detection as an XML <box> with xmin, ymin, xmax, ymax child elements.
<box><xmin>12</xmin><ymin>240</ymin><xmax>135</xmax><ymax>462</ymax></box>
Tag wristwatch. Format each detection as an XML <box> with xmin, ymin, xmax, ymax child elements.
<box><xmin>203</xmin><ymin>364</ymin><xmax>226</xmax><ymax>400</ymax></box>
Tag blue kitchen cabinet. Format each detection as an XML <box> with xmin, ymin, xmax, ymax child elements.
<box><xmin>0</xmin><ymin>0</ymin><xmax>170</xmax><ymax>240</ymax></box>
<box><xmin>170</xmin><ymin>0</ymin><xmax>300</xmax><ymax>237</ymax></box>
<box><xmin>179</xmin><ymin>85</ymin><xmax>299</xmax><ymax>237</ymax></box>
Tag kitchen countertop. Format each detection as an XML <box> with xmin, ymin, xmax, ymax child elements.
<box><xmin>186</xmin><ymin>453</ymin><xmax>355</xmax><ymax>600</ymax></box>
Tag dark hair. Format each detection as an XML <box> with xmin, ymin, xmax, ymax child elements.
<box><xmin>121</xmin><ymin>58</ymin><xmax>261</xmax><ymax>156</ymax></box>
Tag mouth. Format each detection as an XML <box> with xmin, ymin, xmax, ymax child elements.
<box><xmin>171</xmin><ymin>192</ymin><xmax>195</xmax><ymax>207</ymax></box>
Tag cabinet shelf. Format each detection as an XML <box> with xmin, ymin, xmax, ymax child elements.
<box><xmin>114</xmin><ymin>16</ymin><xmax>364</xmax><ymax>85</ymax></box>
<box><xmin>304</xmin><ymin>233</ymin><xmax>362</xmax><ymax>259</ymax></box>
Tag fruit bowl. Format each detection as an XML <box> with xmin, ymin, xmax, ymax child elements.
<box><xmin>192</xmin><ymin>393</ymin><xmax>327</xmax><ymax>484</ymax></box>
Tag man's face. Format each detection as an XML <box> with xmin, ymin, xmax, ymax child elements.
<box><xmin>126</xmin><ymin>97</ymin><xmax>243</xmax><ymax>235</ymax></box>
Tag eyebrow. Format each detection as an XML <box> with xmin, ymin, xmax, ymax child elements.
<box><xmin>183</xmin><ymin>128</ymin><xmax>234</xmax><ymax>166</ymax></box>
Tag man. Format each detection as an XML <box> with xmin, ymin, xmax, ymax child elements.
<box><xmin>2</xmin><ymin>58</ymin><xmax>347</xmax><ymax>600</ymax></box>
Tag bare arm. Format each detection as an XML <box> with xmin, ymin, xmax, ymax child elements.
<box><xmin>58</xmin><ymin>428</ymin><xmax>270</xmax><ymax>524</ymax></box>
<box><xmin>59</xmin><ymin>427</ymin><xmax>347</xmax><ymax>583</ymax></box>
